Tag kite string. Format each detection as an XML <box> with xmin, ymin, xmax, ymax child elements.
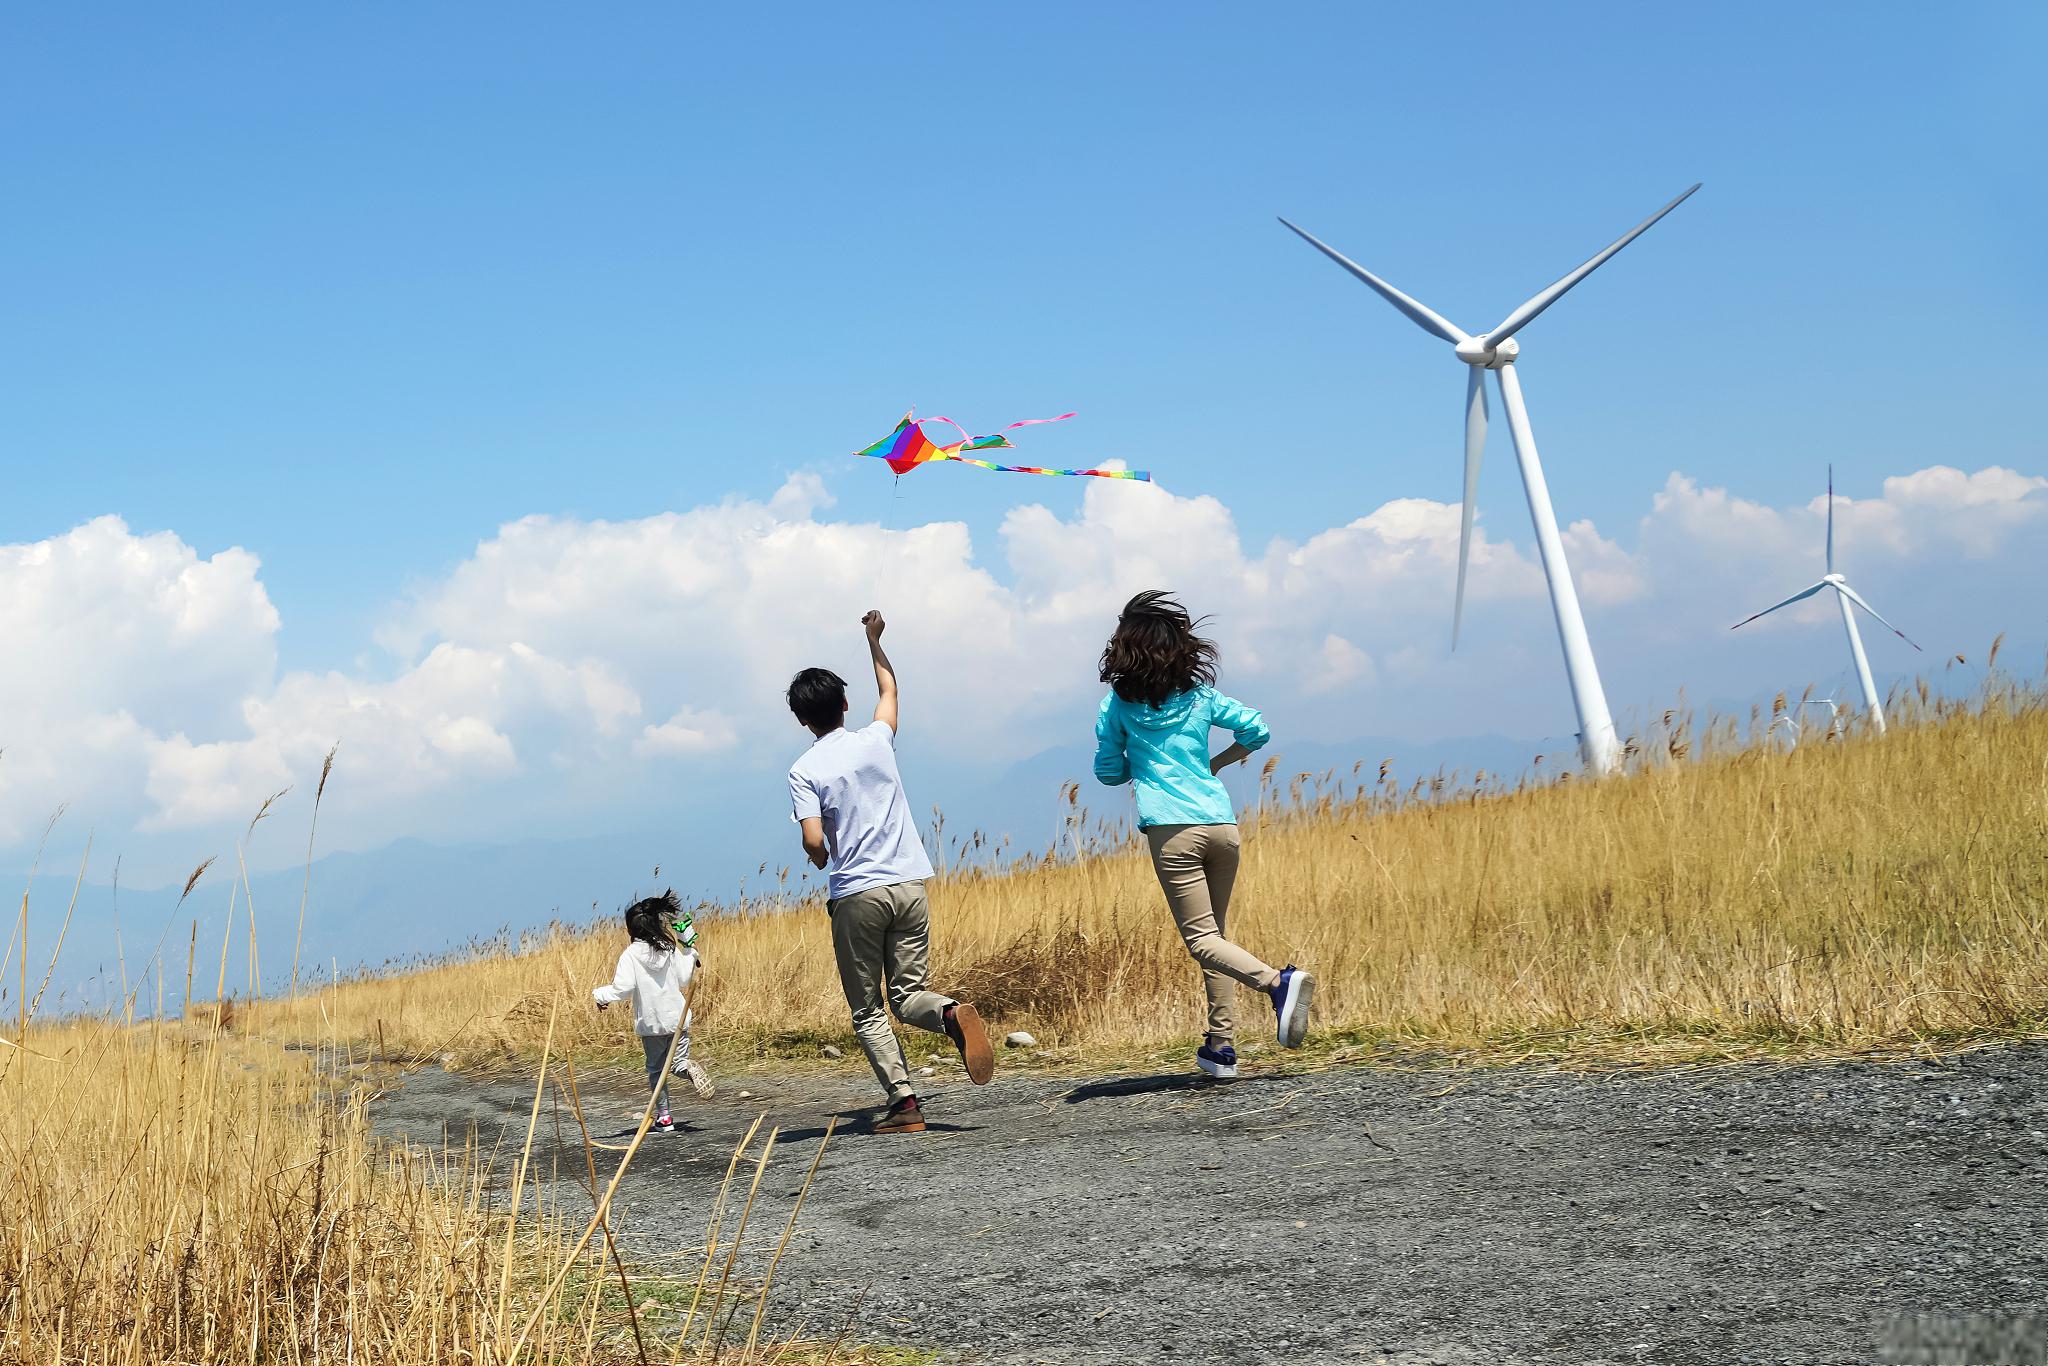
<box><xmin>877</xmin><ymin>474</ymin><xmax>905</xmax><ymax>613</ymax></box>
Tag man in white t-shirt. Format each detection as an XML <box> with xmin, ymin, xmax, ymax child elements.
<box><xmin>787</xmin><ymin>610</ymin><xmax>995</xmax><ymax>1134</ymax></box>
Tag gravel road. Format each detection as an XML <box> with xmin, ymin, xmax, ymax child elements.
<box><xmin>373</xmin><ymin>1042</ymin><xmax>2048</xmax><ymax>1365</ymax></box>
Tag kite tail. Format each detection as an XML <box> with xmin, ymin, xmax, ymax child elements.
<box><xmin>930</xmin><ymin>452</ymin><xmax>1151</xmax><ymax>482</ymax></box>
<box><xmin>922</xmin><ymin>412</ymin><xmax>1077</xmax><ymax>446</ymax></box>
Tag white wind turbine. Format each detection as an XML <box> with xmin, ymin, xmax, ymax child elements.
<box><xmin>1731</xmin><ymin>467</ymin><xmax>1921</xmax><ymax>734</ymax></box>
<box><xmin>1280</xmin><ymin>185</ymin><xmax>1701</xmax><ymax>776</ymax></box>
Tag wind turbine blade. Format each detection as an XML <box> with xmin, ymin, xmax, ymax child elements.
<box><xmin>1826</xmin><ymin>465</ymin><xmax>1835</xmax><ymax>575</ymax></box>
<box><xmin>1276</xmin><ymin>218</ymin><xmax>1471</xmax><ymax>345</ymax></box>
<box><xmin>1834</xmin><ymin>580</ymin><xmax>1923</xmax><ymax>651</ymax></box>
<box><xmin>1484</xmin><ymin>183</ymin><xmax>1702</xmax><ymax>346</ymax></box>
<box><xmin>1452</xmin><ymin>366</ymin><xmax>1488</xmax><ymax>650</ymax></box>
<box><xmin>1730</xmin><ymin>581</ymin><xmax>1828</xmax><ymax>630</ymax></box>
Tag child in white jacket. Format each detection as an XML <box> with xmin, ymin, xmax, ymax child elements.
<box><xmin>592</xmin><ymin>891</ymin><xmax>711</xmax><ymax>1132</ymax></box>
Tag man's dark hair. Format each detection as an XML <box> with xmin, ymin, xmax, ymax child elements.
<box><xmin>787</xmin><ymin>667</ymin><xmax>849</xmax><ymax>731</ymax></box>
<box><xmin>1099</xmin><ymin>589</ymin><xmax>1219</xmax><ymax>707</ymax></box>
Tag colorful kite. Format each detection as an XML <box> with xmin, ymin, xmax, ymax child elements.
<box><xmin>853</xmin><ymin>411</ymin><xmax>1151</xmax><ymax>482</ymax></box>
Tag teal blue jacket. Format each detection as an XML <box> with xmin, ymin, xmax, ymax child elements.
<box><xmin>1093</xmin><ymin>685</ymin><xmax>1270</xmax><ymax>829</ymax></box>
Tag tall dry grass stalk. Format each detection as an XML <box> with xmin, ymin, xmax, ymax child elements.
<box><xmin>0</xmin><ymin>1005</ymin><xmax>844</xmax><ymax>1363</ymax></box>
<box><xmin>2</xmin><ymin>817</ymin><xmax>850</xmax><ymax>1364</ymax></box>
<box><xmin>279</xmin><ymin>675</ymin><xmax>2048</xmax><ymax>1068</ymax></box>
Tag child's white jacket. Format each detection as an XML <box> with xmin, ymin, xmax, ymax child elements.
<box><xmin>593</xmin><ymin>942</ymin><xmax>697</xmax><ymax>1037</ymax></box>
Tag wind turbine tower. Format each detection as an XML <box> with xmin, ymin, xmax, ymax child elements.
<box><xmin>1280</xmin><ymin>185</ymin><xmax>1701</xmax><ymax>776</ymax></box>
<box><xmin>1732</xmin><ymin>467</ymin><xmax>1921</xmax><ymax>733</ymax></box>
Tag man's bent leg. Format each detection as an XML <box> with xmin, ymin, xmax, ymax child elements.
<box><xmin>831</xmin><ymin>889</ymin><xmax>916</xmax><ymax>1101</ymax></box>
<box><xmin>879</xmin><ymin>882</ymin><xmax>950</xmax><ymax>1033</ymax></box>
<box><xmin>883</xmin><ymin>881</ymin><xmax>995</xmax><ymax>1085</ymax></box>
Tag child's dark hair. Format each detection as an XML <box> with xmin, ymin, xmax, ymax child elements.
<box><xmin>1099</xmin><ymin>589</ymin><xmax>1219</xmax><ymax>707</ymax></box>
<box><xmin>623</xmin><ymin>889</ymin><xmax>683</xmax><ymax>952</ymax></box>
<box><xmin>786</xmin><ymin>667</ymin><xmax>848</xmax><ymax>731</ymax></box>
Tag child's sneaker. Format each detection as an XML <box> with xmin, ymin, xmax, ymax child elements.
<box><xmin>1195</xmin><ymin>1041</ymin><xmax>1239</xmax><ymax>1079</ymax></box>
<box><xmin>653</xmin><ymin>1111</ymin><xmax>676</xmax><ymax>1134</ymax></box>
<box><xmin>678</xmin><ymin>1057</ymin><xmax>715</xmax><ymax>1099</ymax></box>
<box><xmin>873</xmin><ymin>1095</ymin><xmax>926</xmax><ymax>1135</ymax></box>
<box><xmin>942</xmin><ymin>1001</ymin><xmax>996</xmax><ymax>1085</ymax></box>
<box><xmin>1270</xmin><ymin>966</ymin><xmax>1314</xmax><ymax>1048</ymax></box>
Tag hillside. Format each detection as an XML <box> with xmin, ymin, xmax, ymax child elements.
<box><xmin>272</xmin><ymin>679</ymin><xmax>2048</xmax><ymax>1071</ymax></box>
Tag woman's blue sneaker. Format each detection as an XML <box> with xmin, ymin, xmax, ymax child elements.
<box><xmin>1195</xmin><ymin>1042</ymin><xmax>1239</xmax><ymax>1079</ymax></box>
<box><xmin>1270</xmin><ymin>966</ymin><xmax>1313</xmax><ymax>1048</ymax></box>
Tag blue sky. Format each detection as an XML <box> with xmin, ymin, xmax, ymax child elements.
<box><xmin>3</xmin><ymin>5</ymin><xmax>2045</xmax><ymax>899</ymax></box>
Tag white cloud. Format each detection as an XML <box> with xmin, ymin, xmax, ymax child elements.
<box><xmin>635</xmin><ymin>708</ymin><xmax>739</xmax><ymax>758</ymax></box>
<box><xmin>0</xmin><ymin>517</ymin><xmax>278</xmax><ymax>845</ymax></box>
<box><xmin>1844</xmin><ymin>465</ymin><xmax>2048</xmax><ymax>561</ymax></box>
<box><xmin>3</xmin><ymin>461</ymin><xmax>2043</xmax><ymax>868</ymax></box>
<box><xmin>1303</xmin><ymin>634</ymin><xmax>1376</xmax><ymax>695</ymax></box>
<box><xmin>1639</xmin><ymin>468</ymin><xmax>2048</xmax><ymax>648</ymax></box>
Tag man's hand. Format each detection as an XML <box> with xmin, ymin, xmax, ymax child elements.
<box><xmin>595</xmin><ymin>1000</ymin><xmax>610</xmax><ymax>1011</ymax></box>
<box><xmin>862</xmin><ymin>609</ymin><xmax>885</xmax><ymax>642</ymax></box>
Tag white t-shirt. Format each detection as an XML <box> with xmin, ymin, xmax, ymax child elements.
<box><xmin>788</xmin><ymin>720</ymin><xmax>935</xmax><ymax>901</ymax></box>
<box><xmin>592</xmin><ymin>941</ymin><xmax>698</xmax><ymax>1037</ymax></box>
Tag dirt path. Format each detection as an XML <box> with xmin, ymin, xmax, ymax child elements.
<box><xmin>373</xmin><ymin>1042</ymin><xmax>2048</xmax><ymax>1364</ymax></box>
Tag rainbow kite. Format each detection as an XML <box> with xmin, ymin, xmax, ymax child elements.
<box><xmin>854</xmin><ymin>411</ymin><xmax>1150</xmax><ymax>482</ymax></box>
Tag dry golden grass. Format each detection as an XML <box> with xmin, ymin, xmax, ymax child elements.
<box><xmin>1</xmin><ymin>933</ymin><xmax>865</xmax><ymax>1363</ymax></box>
<box><xmin>6</xmin><ymin>671</ymin><xmax>2041</xmax><ymax>1362</ymax></box>
<box><xmin>278</xmin><ymin>675</ymin><xmax>2048</xmax><ymax>1072</ymax></box>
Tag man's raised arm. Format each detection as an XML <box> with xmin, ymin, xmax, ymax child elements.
<box><xmin>862</xmin><ymin>609</ymin><xmax>899</xmax><ymax>735</ymax></box>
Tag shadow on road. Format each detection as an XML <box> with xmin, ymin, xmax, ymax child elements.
<box><xmin>590</xmin><ymin>1124</ymin><xmax>705</xmax><ymax>1142</ymax></box>
<box><xmin>1059</xmin><ymin>1071</ymin><xmax>1262</xmax><ymax>1103</ymax></box>
<box><xmin>777</xmin><ymin>1118</ymin><xmax>982</xmax><ymax>1142</ymax></box>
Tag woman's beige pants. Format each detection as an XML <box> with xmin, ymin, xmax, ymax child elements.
<box><xmin>1144</xmin><ymin>823</ymin><xmax>1281</xmax><ymax>1043</ymax></box>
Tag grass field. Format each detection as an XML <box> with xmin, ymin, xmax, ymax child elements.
<box><xmin>272</xmin><ymin>670</ymin><xmax>2048</xmax><ymax>1075</ymax></box>
<box><xmin>0</xmin><ymin>985</ymin><xmax>868</xmax><ymax>1362</ymax></box>
<box><xmin>6</xmin><ymin>669</ymin><xmax>2042</xmax><ymax>1361</ymax></box>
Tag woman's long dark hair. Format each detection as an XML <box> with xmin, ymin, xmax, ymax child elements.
<box><xmin>1099</xmin><ymin>589</ymin><xmax>1218</xmax><ymax>706</ymax></box>
<box><xmin>623</xmin><ymin>889</ymin><xmax>682</xmax><ymax>953</ymax></box>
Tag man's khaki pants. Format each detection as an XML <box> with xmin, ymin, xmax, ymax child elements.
<box><xmin>1145</xmin><ymin>823</ymin><xmax>1281</xmax><ymax>1044</ymax></box>
<box><xmin>829</xmin><ymin>880</ymin><xmax>951</xmax><ymax>1102</ymax></box>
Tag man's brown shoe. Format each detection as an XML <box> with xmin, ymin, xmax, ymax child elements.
<box><xmin>873</xmin><ymin>1096</ymin><xmax>926</xmax><ymax>1135</ymax></box>
<box><xmin>945</xmin><ymin>1001</ymin><xmax>996</xmax><ymax>1085</ymax></box>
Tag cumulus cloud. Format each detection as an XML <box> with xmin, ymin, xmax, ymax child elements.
<box><xmin>1639</xmin><ymin>467</ymin><xmax>2048</xmax><ymax>645</ymax></box>
<box><xmin>635</xmin><ymin>708</ymin><xmax>739</xmax><ymax>758</ymax></box>
<box><xmin>0</xmin><ymin>517</ymin><xmax>278</xmax><ymax>844</ymax></box>
<box><xmin>1302</xmin><ymin>635</ymin><xmax>1377</xmax><ymax>695</ymax></box>
<box><xmin>3</xmin><ymin>462</ymin><xmax>2043</xmax><ymax>866</ymax></box>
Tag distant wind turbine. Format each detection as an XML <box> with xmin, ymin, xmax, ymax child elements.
<box><xmin>1280</xmin><ymin>185</ymin><xmax>1701</xmax><ymax>776</ymax></box>
<box><xmin>1731</xmin><ymin>467</ymin><xmax>1921</xmax><ymax>734</ymax></box>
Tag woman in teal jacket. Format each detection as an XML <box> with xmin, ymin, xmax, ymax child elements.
<box><xmin>1094</xmin><ymin>590</ymin><xmax>1313</xmax><ymax>1078</ymax></box>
